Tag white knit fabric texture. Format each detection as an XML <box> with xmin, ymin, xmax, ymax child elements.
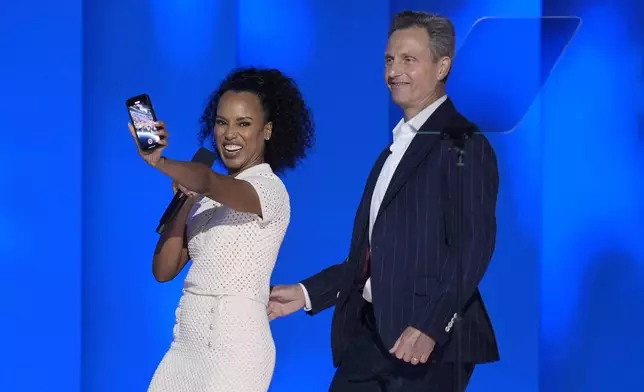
<box><xmin>148</xmin><ymin>163</ymin><xmax>290</xmax><ymax>392</ymax></box>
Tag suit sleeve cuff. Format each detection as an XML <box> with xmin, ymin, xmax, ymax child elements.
<box><xmin>411</xmin><ymin>295</ymin><xmax>459</xmax><ymax>346</ymax></box>
<box><xmin>299</xmin><ymin>283</ymin><xmax>312</xmax><ymax>311</ymax></box>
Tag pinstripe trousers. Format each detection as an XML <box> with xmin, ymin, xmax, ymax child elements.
<box><xmin>328</xmin><ymin>302</ymin><xmax>475</xmax><ymax>392</ymax></box>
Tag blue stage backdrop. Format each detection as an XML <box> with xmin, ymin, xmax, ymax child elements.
<box><xmin>0</xmin><ymin>1</ymin><xmax>83</xmax><ymax>392</ymax></box>
<box><xmin>1</xmin><ymin>0</ymin><xmax>643</xmax><ymax>392</ymax></box>
<box><xmin>540</xmin><ymin>0</ymin><xmax>644</xmax><ymax>390</ymax></box>
<box><xmin>81</xmin><ymin>0</ymin><xmax>238</xmax><ymax>390</ymax></box>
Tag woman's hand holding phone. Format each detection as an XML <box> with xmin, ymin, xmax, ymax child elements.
<box><xmin>128</xmin><ymin>121</ymin><xmax>168</xmax><ymax>167</ymax></box>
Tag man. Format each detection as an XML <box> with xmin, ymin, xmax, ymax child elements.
<box><xmin>269</xmin><ymin>11</ymin><xmax>500</xmax><ymax>391</ymax></box>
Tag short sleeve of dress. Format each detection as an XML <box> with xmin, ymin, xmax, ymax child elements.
<box><xmin>241</xmin><ymin>174</ymin><xmax>288</xmax><ymax>224</ymax></box>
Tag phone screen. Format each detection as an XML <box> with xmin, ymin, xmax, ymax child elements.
<box><xmin>127</xmin><ymin>94</ymin><xmax>160</xmax><ymax>151</ymax></box>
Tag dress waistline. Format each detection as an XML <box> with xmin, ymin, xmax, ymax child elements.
<box><xmin>182</xmin><ymin>287</ymin><xmax>267</xmax><ymax>306</ymax></box>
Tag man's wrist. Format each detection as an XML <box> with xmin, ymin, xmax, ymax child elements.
<box><xmin>298</xmin><ymin>283</ymin><xmax>313</xmax><ymax>311</ymax></box>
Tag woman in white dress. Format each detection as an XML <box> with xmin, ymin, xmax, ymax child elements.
<box><xmin>128</xmin><ymin>68</ymin><xmax>315</xmax><ymax>392</ymax></box>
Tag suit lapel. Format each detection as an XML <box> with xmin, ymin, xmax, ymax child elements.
<box><xmin>354</xmin><ymin>146</ymin><xmax>390</xmax><ymax>245</ymax></box>
<box><xmin>376</xmin><ymin>98</ymin><xmax>457</xmax><ymax>220</ymax></box>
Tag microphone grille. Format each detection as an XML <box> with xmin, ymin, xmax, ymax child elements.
<box><xmin>192</xmin><ymin>147</ymin><xmax>216</xmax><ymax>167</ymax></box>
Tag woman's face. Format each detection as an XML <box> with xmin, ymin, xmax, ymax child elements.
<box><xmin>214</xmin><ymin>91</ymin><xmax>272</xmax><ymax>175</ymax></box>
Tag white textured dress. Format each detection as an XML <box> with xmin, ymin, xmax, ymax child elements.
<box><xmin>148</xmin><ymin>163</ymin><xmax>290</xmax><ymax>392</ymax></box>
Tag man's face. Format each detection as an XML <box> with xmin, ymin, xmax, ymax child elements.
<box><xmin>384</xmin><ymin>27</ymin><xmax>449</xmax><ymax>112</ymax></box>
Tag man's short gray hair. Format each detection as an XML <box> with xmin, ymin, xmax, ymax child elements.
<box><xmin>388</xmin><ymin>11</ymin><xmax>456</xmax><ymax>62</ymax></box>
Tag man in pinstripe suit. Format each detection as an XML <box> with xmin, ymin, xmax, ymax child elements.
<box><xmin>269</xmin><ymin>11</ymin><xmax>500</xmax><ymax>391</ymax></box>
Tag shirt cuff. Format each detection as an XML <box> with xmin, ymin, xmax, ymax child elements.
<box><xmin>299</xmin><ymin>283</ymin><xmax>312</xmax><ymax>311</ymax></box>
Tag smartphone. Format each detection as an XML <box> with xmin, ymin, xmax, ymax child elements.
<box><xmin>126</xmin><ymin>93</ymin><xmax>161</xmax><ymax>151</ymax></box>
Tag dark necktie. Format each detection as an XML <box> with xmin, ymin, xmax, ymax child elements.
<box><xmin>362</xmin><ymin>247</ymin><xmax>371</xmax><ymax>278</ymax></box>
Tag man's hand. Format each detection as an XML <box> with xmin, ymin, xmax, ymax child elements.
<box><xmin>389</xmin><ymin>326</ymin><xmax>436</xmax><ymax>365</ymax></box>
<box><xmin>267</xmin><ymin>284</ymin><xmax>306</xmax><ymax>321</ymax></box>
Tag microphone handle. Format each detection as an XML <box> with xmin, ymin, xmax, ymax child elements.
<box><xmin>156</xmin><ymin>191</ymin><xmax>188</xmax><ymax>235</ymax></box>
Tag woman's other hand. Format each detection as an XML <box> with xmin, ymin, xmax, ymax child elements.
<box><xmin>172</xmin><ymin>181</ymin><xmax>198</xmax><ymax>198</ymax></box>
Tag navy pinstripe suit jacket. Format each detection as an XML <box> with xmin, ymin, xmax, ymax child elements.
<box><xmin>301</xmin><ymin>98</ymin><xmax>500</xmax><ymax>367</ymax></box>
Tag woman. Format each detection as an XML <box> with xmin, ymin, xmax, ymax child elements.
<box><xmin>129</xmin><ymin>68</ymin><xmax>314</xmax><ymax>392</ymax></box>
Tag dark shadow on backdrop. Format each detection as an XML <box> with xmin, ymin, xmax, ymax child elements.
<box><xmin>540</xmin><ymin>251</ymin><xmax>644</xmax><ymax>392</ymax></box>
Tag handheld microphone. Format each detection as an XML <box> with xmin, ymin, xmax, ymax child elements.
<box><xmin>156</xmin><ymin>147</ymin><xmax>216</xmax><ymax>235</ymax></box>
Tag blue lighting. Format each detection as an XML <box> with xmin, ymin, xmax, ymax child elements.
<box><xmin>148</xmin><ymin>0</ymin><xmax>219</xmax><ymax>69</ymax></box>
<box><xmin>1</xmin><ymin>0</ymin><xmax>642</xmax><ymax>391</ymax></box>
<box><xmin>236</xmin><ymin>0</ymin><xmax>315</xmax><ymax>72</ymax></box>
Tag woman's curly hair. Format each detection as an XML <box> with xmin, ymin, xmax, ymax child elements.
<box><xmin>198</xmin><ymin>67</ymin><xmax>315</xmax><ymax>174</ymax></box>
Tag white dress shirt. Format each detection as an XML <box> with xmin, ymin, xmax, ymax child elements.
<box><xmin>301</xmin><ymin>95</ymin><xmax>448</xmax><ymax>310</ymax></box>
